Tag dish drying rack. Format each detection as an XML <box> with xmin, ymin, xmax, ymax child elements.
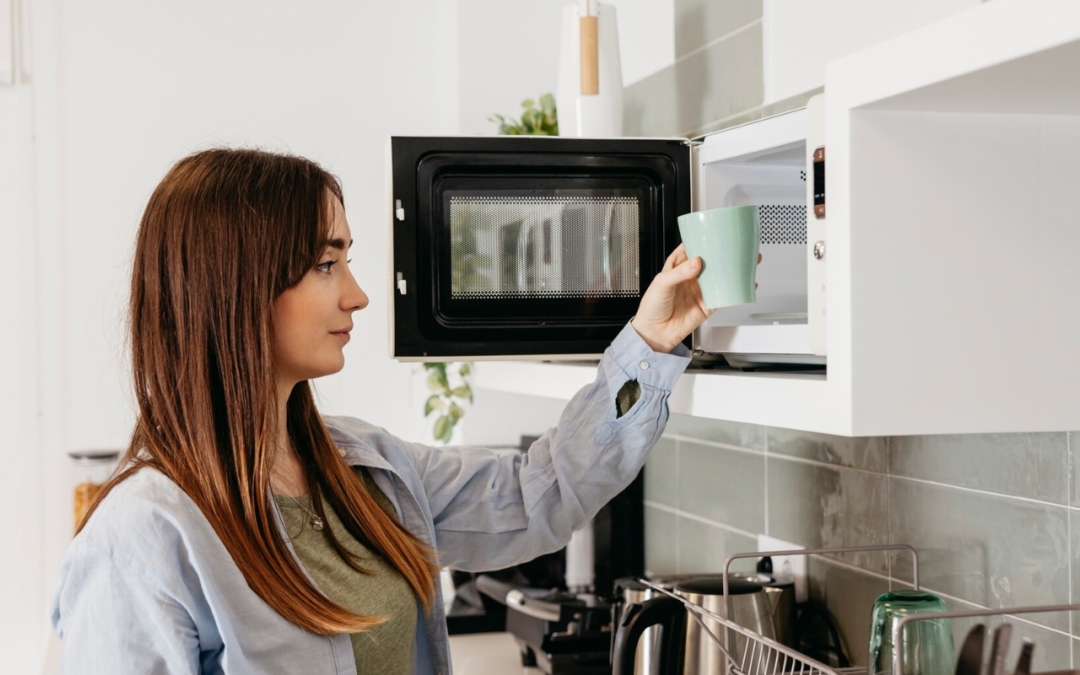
<box><xmin>638</xmin><ymin>544</ymin><xmax>1080</xmax><ymax>675</ymax></box>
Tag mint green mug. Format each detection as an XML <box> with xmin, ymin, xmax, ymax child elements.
<box><xmin>677</xmin><ymin>205</ymin><xmax>760</xmax><ymax>309</ymax></box>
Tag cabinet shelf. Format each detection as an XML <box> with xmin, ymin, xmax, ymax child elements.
<box><xmin>474</xmin><ymin>362</ymin><xmax>834</xmax><ymax>434</ymax></box>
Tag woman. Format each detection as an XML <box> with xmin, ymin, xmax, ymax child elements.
<box><xmin>50</xmin><ymin>148</ymin><xmax>715</xmax><ymax>675</ymax></box>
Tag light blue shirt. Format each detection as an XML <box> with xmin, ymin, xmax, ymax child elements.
<box><xmin>50</xmin><ymin>322</ymin><xmax>691</xmax><ymax>675</ymax></box>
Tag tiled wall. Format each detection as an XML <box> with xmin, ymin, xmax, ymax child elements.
<box><xmin>623</xmin><ymin>0</ymin><xmax>820</xmax><ymax>138</ymax></box>
<box><xmin>644</xmin><ymin>420</ymin><xmax>1078</xmax><ymax>670</ymax></box>
<box><xmin>634</xmin><ymin>0</ymin><xmax>1077</xmax><ymax>669</ymax></box>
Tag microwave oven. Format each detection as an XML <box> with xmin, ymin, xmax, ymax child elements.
<box><xmin>388</xmin><ymin>95</ymin><xmax>827</xmax><ymax>366</ymax></box>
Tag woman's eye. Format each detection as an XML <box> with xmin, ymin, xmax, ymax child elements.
<box><xmin>315</xmin><ymin>261</ymin><xmax>336</xmax><ymax>273</ymax></box>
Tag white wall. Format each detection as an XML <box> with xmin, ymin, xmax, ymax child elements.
<box><xmin>0</xmin><ymin>26</ymin><xmax>43</xmax><ymax>675</ymax></box>
<box><xmin>19</xmin><ymin>0</ymin><xmax>454</xmax><ymax>669</ymax></box>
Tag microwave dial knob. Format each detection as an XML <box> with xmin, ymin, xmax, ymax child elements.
<box><xmin>813</xmin><ymin>240</ymin><xmax>826</xmax><ymax>260</ymax></box>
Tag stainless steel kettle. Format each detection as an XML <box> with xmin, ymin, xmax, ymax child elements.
<box><xmin>612</xmin><ymin>577</ymin><xmax>776</xmax><ymax>675</ymax></box>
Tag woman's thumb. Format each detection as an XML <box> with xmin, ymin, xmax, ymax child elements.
<box><xmin>673</xmin><ymin>256</ymin><xmax>701</xmax><ymax>281</ymax></box>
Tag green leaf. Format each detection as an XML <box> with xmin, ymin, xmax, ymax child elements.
<box><xmin>521</xmin><ymin>98</ymin><xmax>535</xmax><ymax>109</ymax></box>
<box><xmin>424</xmin><ymin>394</ymin><xmax>445</xmax><ymax>416</ymax></box>
<box><xmin>433</xmin><ymin>415</ymin><xmax>452</xmax><ymax>443</ymax></box>
<box><xmin>448</xmin><ymin>402</ymin><xmax>465</xmax><ymax>422</ymax></box>
<box><xmin>451</xmin><ymin>386</ymin><xmax>470</xmax><ymax>400</ymax></box>
<box><xmin>459</xmin><ymin>363</ymin><xmax>472</xmax><ymax>377</ymax></box>
<box><xmin>427</xmin><ymin>370</ymin><xmax>449</xmax><ymax>393</ymax></box>
<box><xmin>423</xmin><ymin>362</ymin><xmax>447</xmax><ymax>376</ymax></box>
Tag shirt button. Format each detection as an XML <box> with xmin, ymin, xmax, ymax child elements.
<box><xmin>639</xmin><ymin>360</ymin><xmax>650</xmax><ymax>371</ymax></box>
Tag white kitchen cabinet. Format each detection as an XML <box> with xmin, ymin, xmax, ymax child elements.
<box><xmin>476</xmin><ymin>0</ymin><xmax>1080</xmax><ymax>437</ymax></box>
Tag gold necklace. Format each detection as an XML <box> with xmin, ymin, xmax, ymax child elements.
<box><xmin>296</xmin><ymin>498</ymin><xmax>324</xmax><ymax>532</ymax></box>
<box><xmin>285</xmin><ymin>495</ymin><xmax>324</xmax><ymax>532</ymax></box>
<box><xmin>272</xmin><ymin>442</ymin><xmax>323</xmax><ymax>531</ymax></box>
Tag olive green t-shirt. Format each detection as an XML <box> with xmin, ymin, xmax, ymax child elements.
<box><xmin>274</xmin><ymin>467</ymin><xmax>416</xmax><ymax>675</ymax></box>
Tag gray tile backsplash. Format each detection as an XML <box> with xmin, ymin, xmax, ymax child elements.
<box><xmin>769</xmin><ymin>427</ymin><xmax>888</xmax><ymax>472</ymax></box>
<box><xmin>643</xmin><ymin>422</ymin><xmax>1077</xmax><ymax>664</ymax></box>
<box><xmin>674</xmin><ymin>0</ymin><xmax>762</xmax><ymax>59</ymax></box>
<box><xmin>806</xmin><ymin>557</ymin><xmax>890</xmax><ymax>667</ymax></box>
<box><xmin>634</xmin><ymin>7</ymin><xmax>1078</xmax><ymax>666</ymax></box>
<box><xmin>644</xmin><ymin>506</ymin><xmax>677</xmax><ymax>577</ymax></box>
<box><xmin>1070</xmin><ymin>431</ymin><xmax>1078</xmax><ymax>507</ymax></box>
<box><xmin>890</xmin><ymin>433</ymin><xmax>1068</xmax><ymax>504</ymax></box>
<box><xmin>667</xmin><ymin>413</ymin><xmax>765</xmax><ymax>450</ymax></box>
<box><xmin>767</xmin><ymin>458</ymin><xmax>890</xmax><ymax>574</ymax></box>
<box><xmin>644</xmin><ymin>436</ymin><xmax>678</xmax><ymax>508</ymax></box>
<box><xmin>889</xmin><ymin>478</ymin><xmax>1070</xmax><ymax>632</ymax></box>
<box><xmin>624</xmin><ymin>22</ymin><xmax>763</xmax><ymax>137</ymax></box>
<box><xmin>678</xmin><ymin>439</ymin><xmax>765</xmax><ymax>533</ymax></box>
<box><xmin>675</xmin><ymin>515</ymin><xmax>758</xmax><ymax>576</ymax></box>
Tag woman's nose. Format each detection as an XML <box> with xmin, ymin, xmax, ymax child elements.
<box><xmin>345</xmin><ymin>273</ymin><xmax>369</xmax><ymax>311</ymax></box>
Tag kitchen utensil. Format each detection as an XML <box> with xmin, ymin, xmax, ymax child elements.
<box><xmin>612</xmin><ymin>576</ymin><xmax>776</xmax><ymax>675</ymax></box>
<box><xmin>755</xmin><ymin>573</ymin><xmax>797</xmax><ymax>648</ymax></box>
<box><xmin>987</xmin><ymin>624</ymin><xmax>1012</xmax><ymax>675</ymax></box>
<box><xmin>954</xmin><ymin>624</ymin><xmax>986</xmax><ymax>675</ymax></box>
<box><xmin>677</xmin><ymin>205</ymin><xmax>761</xmax><ymax>309</ymax></box>
<box><xmin>1013</xmin><ymin>639</ymin><xmax>1035</xmax><ymax>675</ymax></box>
<box><xmin>867</xmin><ymin>590</ymin><xmax>955</xmax><ymax>675</ymax></box>
<box><xmin>613</xmin><ymin>577</ymin><xmax>690</xmax><ymax>675</ymax></box>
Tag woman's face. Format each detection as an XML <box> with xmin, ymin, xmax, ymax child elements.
<box><xmin>271</xmin><ymin>196</ymin><xmax>368</xmax><ymax>385</ymax></box>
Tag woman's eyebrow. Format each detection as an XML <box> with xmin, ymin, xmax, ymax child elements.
<box><xmin>325</xmin><ymin>238</ymin><xmax>354</xmax><ymax>250</ymax></box>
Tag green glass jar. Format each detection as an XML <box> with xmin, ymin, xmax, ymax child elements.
<box><xmin>867</xmin><ymin>590</ymin><xmax>955</xmax><ymax>675</ymax></box>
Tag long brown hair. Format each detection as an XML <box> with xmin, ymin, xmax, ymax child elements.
<box><xmin>77</xmin><ymin>148</ymin><xmax>438</xmax><ymax>634</ymax></box>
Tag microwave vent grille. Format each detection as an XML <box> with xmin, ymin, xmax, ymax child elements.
<box><xmin>760</xmin><ymin>205</ymin><xmax>807</xmax><ymax>246</ymax></box>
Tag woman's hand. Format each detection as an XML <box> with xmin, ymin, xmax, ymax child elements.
<box><xmin>631</xmin><ymin>245</ymin><xmax>761</xmax><ymax>353</ymax></box>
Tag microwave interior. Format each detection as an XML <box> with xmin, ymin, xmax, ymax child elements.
<box><xmin>390</xmin><ymin>137</ymin><xmax>691</xmax><ymax>359</ymax></box>
<box><xmin>694</xmin><ymin>129</ymin><xmax>824</xmax><ymax>369</ymax></box>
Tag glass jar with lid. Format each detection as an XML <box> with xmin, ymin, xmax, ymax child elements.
<box><xmin>68</xmin><ymin>450</ymin><xmax>120</xmax><ymax>532</ymax></box>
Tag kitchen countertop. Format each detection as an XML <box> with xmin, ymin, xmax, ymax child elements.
<box><xmin>44</xmin><ymin>630</ymin><xmax>538</xmax><ymax>674</ymax></box>
<box><xmin>449</xmin><ymin>631</ymin><xmax>540</xmax><ymax>674</ymax></box>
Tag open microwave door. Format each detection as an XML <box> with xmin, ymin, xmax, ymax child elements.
<box><xmin>388</xmin><ymin>136</ymin><xmax>691</xmax><ymax>360</ymax></box>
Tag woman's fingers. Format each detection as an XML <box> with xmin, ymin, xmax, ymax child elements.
<box><xmin>664</xmin><ymin>244</ymin><xmax>688</xmax><ymax>271</ymax></box>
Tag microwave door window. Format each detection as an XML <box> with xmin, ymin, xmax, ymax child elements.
<box><xmin>448</xmin><ymin>192</ymin><xmax>640</xmax><ymax>303</ymax></box>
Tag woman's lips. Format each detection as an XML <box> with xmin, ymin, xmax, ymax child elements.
<box><xmin>331</xmin><ymin>330</ymin><xmax>351</xmax><ymax>343</ymax></box>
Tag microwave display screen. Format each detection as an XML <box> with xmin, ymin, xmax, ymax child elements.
<box><xmin>448</xmin><ymin>191</ymin><xmax>640</xmax><ymax>301</ymax></box>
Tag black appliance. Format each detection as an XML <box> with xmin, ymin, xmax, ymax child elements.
<box><xmin>388</xmin><ymin>136</ymin><xmax>692</xmax><ymax>360</ymax></box>
<box><xmin>445</xmin><ymin>459</ymin><xmax>645</xmax><ymax>636</ymax></box>
<box><xmin>477</xmin><ymin>575</ymin><xmax>614</xmax><ymax>675</ymax></box>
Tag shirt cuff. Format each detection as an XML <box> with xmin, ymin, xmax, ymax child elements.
<box><xmin>604</xmin><ymin>321</ymin><xmax>691</xmax><ymax>391</ymax></box>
